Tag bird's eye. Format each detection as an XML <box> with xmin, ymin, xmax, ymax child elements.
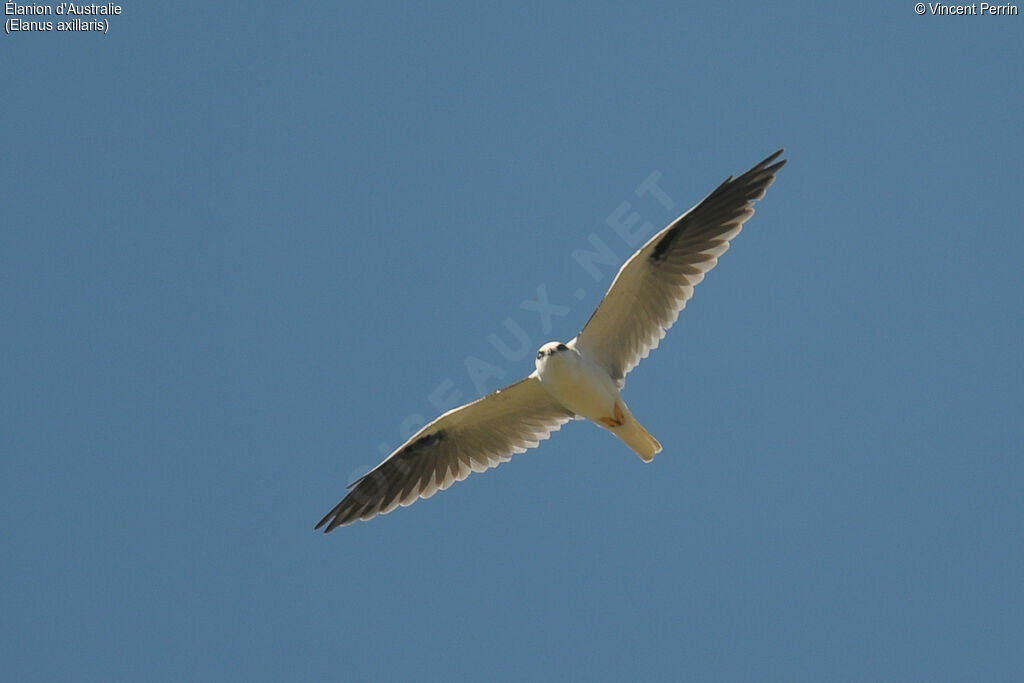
<box><xmin>557</xmin><ymin>343</ymin><xmax>568</xmax><ymax>352</ymax></box>
<box><xmin>537</xmin><ymin>351</ymin><xmax>543</xmax><ymax>359</ymax></box>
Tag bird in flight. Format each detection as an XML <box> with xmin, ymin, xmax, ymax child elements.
<box><xmin>317</xmin><ymin>149</ymin><xmax>786</xmax><ymax>531</ymax></box>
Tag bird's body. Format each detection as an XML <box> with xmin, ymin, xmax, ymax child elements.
<box><xmin>535</xmin><ymin>341</ymin><xmax>618</xmax><ymax>426</ymax></box>
<box><xmin>317</xmin><ymin>149</ymin><xmax>787</xmax><ymax>531</ymax></box>
<box><xmin>535</xmin><ymin>341</ymin><xmax>661</xmax><ymax>461</ymax></box>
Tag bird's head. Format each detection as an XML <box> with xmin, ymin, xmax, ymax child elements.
<box><xmin>535</xmin><ymin>341</ymin><xmax>570</xmax><ymax>368</ymax></box>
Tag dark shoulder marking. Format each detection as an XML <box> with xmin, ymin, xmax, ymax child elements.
<box><xmin>407</xmin><ymin>430</ymin><xmax>445</xmax><ymax>453</ymax></box>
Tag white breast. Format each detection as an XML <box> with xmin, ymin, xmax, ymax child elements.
<box><xmin>536</xmin><ymin>347</ymin><xmax>621</xmax><ymax>422</ymax></box>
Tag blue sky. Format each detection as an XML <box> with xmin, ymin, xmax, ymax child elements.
<box><xmin>3</xmin><ymin>2</ymin><xmax>1022</xmax><ymax>680</ymax></box>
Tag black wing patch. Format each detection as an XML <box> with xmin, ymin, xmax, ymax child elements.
<box><xmin>314</xmin><ymin>430</ymin><xmax>449</xmax><ymax>531</ymax></box>
<box><xmin>650</xmin><ymin>149</ymin><xmax>785</xmax><ymax>263</ymax></box>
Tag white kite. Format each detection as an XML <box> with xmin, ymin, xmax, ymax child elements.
<box><xmin>317</xmin><ymin>150</ymin><xmax>786</xmax><ymax>531</ymax></box>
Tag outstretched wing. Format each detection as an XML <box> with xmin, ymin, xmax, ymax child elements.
<box><xmin>316</xmin><ymin>375</ymin><xmax>575</xmax><ymax>531</ymax></box>
<box><xmin>572</xmin><ymin>149</ymin><xmax>786</xmax><ymax>385</ymax></box>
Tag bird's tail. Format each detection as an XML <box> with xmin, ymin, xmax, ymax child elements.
<box><xmin>614</xmin><ymin>406</ymin><xmax>662</xmax><ymax>463</ymax></box>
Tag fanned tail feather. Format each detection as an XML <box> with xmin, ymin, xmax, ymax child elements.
<box><xmin>616</xmin><ymin>416</ymin><xmax>662</xmax><ymax>462</ymax></box>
